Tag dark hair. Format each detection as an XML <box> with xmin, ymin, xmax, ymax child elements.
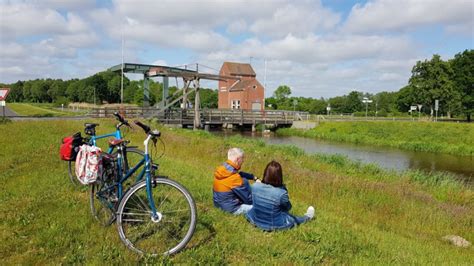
<box><xmin>263</xmin><ymin>160</ymin><xmax>283</xmax><ymax>187</ymax></box>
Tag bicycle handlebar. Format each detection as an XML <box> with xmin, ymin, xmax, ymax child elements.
<box><xmin>114</xmin><ymin>112</ymin><xmax>131</xmax><ymax>128</ymax></box>
<box><xmin>134</xmin><ymin>121</ymin><xmax>161</xmax><ymax>137</ymax></box>
<box><xmin>134</xmin><ymin>121</ymin><xmax>151</xmax><ymax>134</ymax></box>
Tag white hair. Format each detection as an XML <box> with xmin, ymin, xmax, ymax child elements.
<box><xmin>227</xmin><ymin>148</ymin><xmax>244</xmax><ymax>162</ymax></box>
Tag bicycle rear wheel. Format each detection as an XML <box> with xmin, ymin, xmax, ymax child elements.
<box><xmin>116</xmin><ymin>178</ymin><xmax>197</xmax><ymax>256</ymax></box>
<box><xmin>90</xmin><ymin>173</ymin><xmax>117</xmax><ymax>226</ymax></box>
<box><xmin>68</xmin><ymin>160</ymin><xmax>80</xmax><ymax>186</ymax></box>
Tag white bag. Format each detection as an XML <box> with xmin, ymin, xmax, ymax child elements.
<box><xmin>75</xmin><ymin>144</ymin><xmax>102</xmax><ymax>185</ymax></box>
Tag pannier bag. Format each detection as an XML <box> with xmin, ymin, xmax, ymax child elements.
<box><xmin>60</xmin><ymin>132</ymin><xmax>83</xmax><ymax>161</ymax></box>
<box><xmin>75</xmin><ymin>145</ymin><xmax>103</xmax><ymax>185</ymax></box>
<box><xmin>101</xmin><ymin>153</ymin><xmax>118</xmax><ymax>182</ymax></box>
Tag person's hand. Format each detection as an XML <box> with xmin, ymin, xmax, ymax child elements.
<box><xmin>255</xmin><ymin>177</ymin><xmax>262</xmax><ymax>183</ymax></box>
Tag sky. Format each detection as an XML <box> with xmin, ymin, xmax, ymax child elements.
<box><xmin>0</xmin><ymin>0</ymin><xmax>473</xmax><ymax>98</ymax></box>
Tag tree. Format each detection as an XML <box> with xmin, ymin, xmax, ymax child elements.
<box><xmin>408</xmin><ymin>54</ymin><xmax>459</xmax><ymax>117</ymax></box>
<box><xmin>8</xmin><ymin>81</ymin><xmax>24</xmax><ymax>102</ymax></box>
<box><xmin>375</xmin><ymin>91</ymin><xmax>397</xmax><ymax>114</ymax></box>
<box><xmin>273</xmin><ymin>85</ymin><xmax>292</xmax><ymax>100</ymax></box>
<box><xmin>30</xmin><ymin>79</ymin><xmax>50</xmax><ymax>102</ymax></box>
<box><xmin>450</xmin><ymin>49</ymin><xmax>474</xmax><ymax>121</ymax></box>
<box><xmin>344</xmin><ymin>91</ymin><xmax>363</xmax><ymax>113</ymax></box>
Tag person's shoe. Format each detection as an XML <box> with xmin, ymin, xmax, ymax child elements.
<box><xmin>305</xmin><ymin>206</ymin><xmax>315</xmax><ymax>219</ymax></box>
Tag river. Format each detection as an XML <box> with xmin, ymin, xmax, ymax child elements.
<box><xmin>212</xmin><ymin>130</ymin><xmax>473</xmax><ymax>184</ymax></box>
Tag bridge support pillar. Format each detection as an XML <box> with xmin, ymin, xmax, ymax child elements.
<box><xmin>252</xmin><ymin>124</ymin><xmax>256</xmax><ymax>132</ymax></box>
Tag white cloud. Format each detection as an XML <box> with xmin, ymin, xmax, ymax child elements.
<box><xmin>344</xmin><ymin>0</ymin><xmax>473</xmax><ymax>34</ymax></box>
<box><xmin>250</xmin><ymin>2</ymin><xmax>340</xmax><ymax>38</ymax></box>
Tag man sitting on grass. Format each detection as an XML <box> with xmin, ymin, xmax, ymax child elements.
<box><xmin>213</xmin><ymin>148</ymin><xmax>258</xmax><ymax>215</ymax></box>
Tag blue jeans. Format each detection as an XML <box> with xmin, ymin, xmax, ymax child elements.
<box><xmin>291</xmin><ymin>214</ymin><xmax>311</xmax><ymax>225</ymax></box>
<box><xmin>233</xmin><ymin>204</ymin><xmax>253</xmax><ymax>215</ymax></box>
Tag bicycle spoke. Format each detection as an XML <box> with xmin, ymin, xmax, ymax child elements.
<box><xmin>117</xmin><ymin>179</ymin><xmax>196</xmax><ymax>256</ymax></box>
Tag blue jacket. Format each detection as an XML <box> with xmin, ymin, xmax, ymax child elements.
<box><xmin>245</xmin><ymin>182</ymin><xmax>297</xmax><ymax>230</ymax></box>
<box><xmin>213</xmin><ymin>160</ymin><xmax>254</xmax><ymax>213</ymax></box>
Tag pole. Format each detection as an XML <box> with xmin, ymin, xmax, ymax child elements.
<box><xmin>2</xmin><ymin>106</ymin><xmax>4</xmax><ymax>118</ymax></box>
<box><xmin>121</xmin><ymin>23</ymin><xmax>124</xmax><ymax>106</ymax></box>
<box><xmin>365</xmin><ymin>102</ymin><xmax>368</xmax><ymax>120</ymax></box>
<box><xmin>263</xmin><ymin>59</ymin><xmax>267</xmax><ymax>110</ymax></box>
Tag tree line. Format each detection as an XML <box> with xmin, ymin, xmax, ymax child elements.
<box><xmin>1</xmin><ymin>50</ymin><xmax>472</xmax><ymax>121</ymax></box>
<box><xmin>266</xmin><ymin>49</ymin><xmax>473</xmax><ymax>121</ymax></box>
<box><xmin>1</xmin><ymin>70</ymin><xmax>218</xmax><ymax>108</ymax></box>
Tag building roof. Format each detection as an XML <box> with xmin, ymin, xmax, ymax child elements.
<box><xmin>221</xmin><ymin>62</ymin><xmax>256</xmax><ymax>77</ymax></box>
<box><xmin>229</xmin><ymin>79</ymin><xmax>263</xmax><ymax>92</ymax></box>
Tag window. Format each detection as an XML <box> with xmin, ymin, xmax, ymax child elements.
<box><xmin>220</xmin><ymin>86</ymin><xmax>227</xmax><ymax>92</ymax></box>
<box><xmin>231</xmin><ymin>100</ymin><xmax>241</xmax><ymax>109</ymax></box>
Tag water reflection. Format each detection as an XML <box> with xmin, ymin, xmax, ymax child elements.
<box><xmin>213</xmin><ymin>130</ymin><xmax>473</xmax><ymax>183</ymax></box>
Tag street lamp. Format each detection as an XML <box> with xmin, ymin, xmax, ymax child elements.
<box><xmin>362</xmin><ymin>97</ymin><xmax>373</xmax><ymax>119</ymax></box>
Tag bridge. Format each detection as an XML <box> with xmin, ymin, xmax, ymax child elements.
<box><xmin>90</xmin><ymin>107</ymin><xmax>308</xmax><ymax>130</ymax></box>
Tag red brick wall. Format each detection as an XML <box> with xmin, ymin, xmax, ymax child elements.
<box><xmin>218</xmin><ymin>64</ymin><xmax>264</xmax><ymax>110</ymax></box>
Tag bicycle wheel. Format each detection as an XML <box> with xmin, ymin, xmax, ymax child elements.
<box><xmin>116</xmin><ymin>178</ymin><xmax>197</xmax><ymax>256</ymax></box>
<box><xmin>90</xmin><ymin>173</ymin><xmax>117</xmax><ymax>226</ymax></box>
<box><xmin>68</xmin><ymin>160</ymin><xmax>80</xmax><ymax>186</ymax></box>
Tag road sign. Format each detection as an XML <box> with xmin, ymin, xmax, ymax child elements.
<box><xmin>0</xmin><ymin>88</ymin><xmax>10</xmax><ymax>100</ymax></box>
<box><xmin>410</xmin><ymin>105</ymin><xmax>417</xmax><ymax>111</ymax></box>
<box><xmin>435</xmin><ymin>100</ymin><xmax>439</xmax><ymax>111</ymax></box>
<box><xmin>0</xmin><ymin>101</ymin><xmax>5</xmax><ymax>106</ymax></box>
<box><xmin>417</xmin><ymin>104</ymin><xmax>422</xmax><ymax>111</ymax></box>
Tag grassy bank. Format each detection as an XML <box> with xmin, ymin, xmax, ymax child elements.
<box><xmin>7</xmin><ymin>103</ymin><xmax>80</xmax><ymax>117</ymax></box>
<box><xmin>0</xmin><ymin>120</ymin><xmax>472</xmax><ymax>264</ymax></box>
<box><xmin>278</xmin><ymin>121</ymin><xmax>474</xmax><ymax>156</ymax></box>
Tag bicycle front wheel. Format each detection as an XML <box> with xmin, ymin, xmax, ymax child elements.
<box><xmin>116</xmin><ymin>178</ymin><xmax>197</xmax><ymax>256</ymax></box>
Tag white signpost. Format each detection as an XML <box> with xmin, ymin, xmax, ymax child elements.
<box><xmin>417</xmin><ymin>104</ymin><xmax>423</xmax><ymax>119</ymax></box>
<box><xmin>0</xmin><ymin>88</ymin><xmax>10</xmax><ymax>118</ymax></box>
<box><xmin>362</xmin><ymin>97</ymin><xmax>373</xmax><ymax>119</ymax></box>
<box><xmin>434</xmin><ymin>99</ymin><xmax>439</xmax><ymax>122</ymax></box>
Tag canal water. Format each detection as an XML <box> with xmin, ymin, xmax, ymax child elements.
<box><xmin>213</xmin><ymin>130</ymin><xmax>473</xmax><ymax>184</ymax></box>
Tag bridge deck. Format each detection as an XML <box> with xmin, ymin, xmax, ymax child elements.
<box><xmin>90</xmin><ymin>108</ymin><xmax>307</xmax><ymax>127</ymax></box>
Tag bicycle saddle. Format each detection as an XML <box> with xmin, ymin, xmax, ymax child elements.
<box><xmin>108</xmin><ymin>138</ymin><xmax>125</xmax><ymax>146</ymax></box>
<box><xmin>84</xmin><ymin>123</ymin><xmax>99</xmax><ymax>128</ymax></box>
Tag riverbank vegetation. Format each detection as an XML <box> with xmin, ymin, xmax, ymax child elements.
<box><xmin>1</xmin><ymin>119</ymin><xmax>472</xmax><ymax>264</ymax></box>
<box><xmin>278</xmin><ymin>121</ymin><xmax>474</xmax><ymax>156</ymax></box>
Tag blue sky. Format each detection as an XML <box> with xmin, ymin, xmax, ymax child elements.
<box><xmin>0</xmin><ymin>0</ymin><xmax>472</xmax><ymax>98</ymax></box>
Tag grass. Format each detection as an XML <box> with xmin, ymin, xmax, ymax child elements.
<box><xmin>7</xmin><ymin>103</ymin><xmax>82</xmax><ymax>117</ymax></box>
<box><xmin>0</xmin><ymin>119</ymin><xmax>473</xmax><ymax>264</ymax></box>
<box><xmin>278</xmin><ymin>121</ymin><xmax>474</xmax><ymax>156</ymax></box>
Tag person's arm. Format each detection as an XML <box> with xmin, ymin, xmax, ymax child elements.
<box><xmin>280</xmin><ymin>190</ymin><xmax>292</xmax><ymax>212</ymax></box>
<box><xmin>239</xmin><ymin>171</ymin><xmax>259</xmax><ymax>181</ymax></box>
<box><xmin>231</xmin><ymin>179</ymin><xmax>252</xmax><ymax>204</ymax></box>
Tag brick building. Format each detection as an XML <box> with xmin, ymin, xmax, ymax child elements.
<box><xmin>218</xmin><ymin>62</ymin><xmax>265</xmax><ymax>111</ymax></box>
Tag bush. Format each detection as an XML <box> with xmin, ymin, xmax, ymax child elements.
<box><xmin>54</xmin><ymin>97</ymin><xmax>70</xmax><ymax>108</ymax></box>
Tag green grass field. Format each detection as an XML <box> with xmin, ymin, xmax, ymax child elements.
<box><xmin>7</xmin><ymin>103</ymin><xmax>81</xmax><ymax>117</ymax></box>
<box><xmin>278</xmin><ymin>121</ymin><xmax>474</xmax><ymax>156</ymax></box>
<box><xmin>0</xmin><ymin>119</ymin><xmax>472</xmax><ymax>264</ymax></box>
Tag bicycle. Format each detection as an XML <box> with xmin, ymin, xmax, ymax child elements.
<box><xmin>92</xmin><ymin>121</ymin><xmax>197</xmax><ymax>256</ymax></box>
<box><xmin>68</xmin><ymin>112</ymin><xmax>144</xmax><ymax>187</ymax></box>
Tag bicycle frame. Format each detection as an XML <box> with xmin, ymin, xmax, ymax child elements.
<box><xmin>88</xmin><ymin>128</ymin><xmax>122</xmax><ymax>154</ymax></box>
<box><xmin>98</xmin><ymin>133</ymin><xmax>159</xmax><ymax>220</ymax></box>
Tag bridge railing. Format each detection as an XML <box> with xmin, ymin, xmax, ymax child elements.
<box><xmin>89</xmin><ymin>107</ymin><xmax>309</xmax><ymax>124</ymax></box>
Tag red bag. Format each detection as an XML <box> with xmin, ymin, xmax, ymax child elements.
<box><xmin>60</xmin><ymin>132</ymin><xmax>83</xmax><ymax>161</ymax></box>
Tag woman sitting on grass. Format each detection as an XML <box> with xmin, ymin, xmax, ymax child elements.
<box><xmin>245</xmin><ymin>160</ymin><xmax>314</xmax><ymax>231</ymax></box>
